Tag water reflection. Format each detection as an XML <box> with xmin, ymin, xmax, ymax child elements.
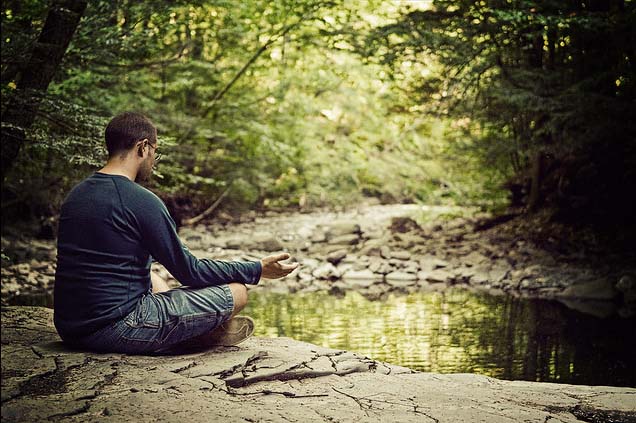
<box><xmin>244</xmin><ymin>288</ymin><xmax>636</xmax><ymax>387</ymax></box>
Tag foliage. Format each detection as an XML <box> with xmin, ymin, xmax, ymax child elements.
<box><xmin>3</xmin><ymin>0</ymin><xmax>632</xmax><ymax>231</ymax></box>
<box><xmin>360</xmin><ymin>0</ymin><xmax>636</xmax><ymax>226</ymax></box>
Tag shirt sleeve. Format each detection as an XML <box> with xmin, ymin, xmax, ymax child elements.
<box><xmin>137</xmin><ymin>194</ymin><xmax>261</xmax><ymax>287</ymax></box>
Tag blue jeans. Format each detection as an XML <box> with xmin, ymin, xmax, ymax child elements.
<box><xmin>69</xmin><ymin>284</ymin><xmax>235</xmax><ymax>354</ymax></box>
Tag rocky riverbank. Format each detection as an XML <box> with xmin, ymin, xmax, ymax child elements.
<box><xmin>2</xmin><ymin>306</ymin><xmax>635</xmax><ymax>422</ymax></box>
<box><xmin>2</xmin><ymin>204</ymin><xmax>635</xmax><ymax>317</ymax></box>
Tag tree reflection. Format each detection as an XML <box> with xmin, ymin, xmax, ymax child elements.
<box><xmin>244</xmin><ymin>288</ymin><xmax>636</xmax><ymax>387</ymax></box>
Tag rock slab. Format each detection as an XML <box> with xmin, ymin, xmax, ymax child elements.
<box><xmin>2</xmin><ymin>307</ymin><xmax>635</xmax><ymax>423</ymax></box>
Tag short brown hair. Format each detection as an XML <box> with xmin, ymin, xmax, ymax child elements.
<box><xmin>105</xmin><ymin>112</ymin><xmax>157</xmax><ymax>156</ymax></box>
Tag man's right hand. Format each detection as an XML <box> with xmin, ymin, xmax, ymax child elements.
<box><xmin>260</xmin><ymin>253</ymin><xmax>299</xmax><ymax>279</ymax></box>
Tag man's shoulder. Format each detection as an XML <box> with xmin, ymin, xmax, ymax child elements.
<box><xmin>116</xmin><ymin>179</ymin><xmax>165</xmax><ymax>209</ymax></box>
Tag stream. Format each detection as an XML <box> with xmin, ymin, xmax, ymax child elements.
<box><xmin>249</xmin><ymin>288</ymin><xmax>636</xmax><ymax>387</ymax></box>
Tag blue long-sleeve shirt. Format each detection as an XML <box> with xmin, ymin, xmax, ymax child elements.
<box><xmin>54</xmin><ymin>172</ymin><xmax>261</xmax><ymax>339</ymax></box>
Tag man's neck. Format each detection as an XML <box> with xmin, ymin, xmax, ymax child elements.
<box><xmin>99</xmin><ymin>160</ymin><xmax>137</xmax><ymax>181</ymax></box>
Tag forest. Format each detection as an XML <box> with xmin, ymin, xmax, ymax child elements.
<box><xmin>1</xmin><ymin>0</ymin><xmax>635</xmax><ymax>239</ymax></box>
<box><xmin>2</xmin><ymin>3</ymin><xmax>636</xmax><ymax>412</ymax></box>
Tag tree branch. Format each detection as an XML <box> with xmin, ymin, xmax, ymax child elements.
<box><xmin>182</xmin><ymin>184</ymin><xmax>233</xmax><ymax>226</ymax></box>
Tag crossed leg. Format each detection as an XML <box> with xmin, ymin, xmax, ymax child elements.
<box><xmin>150</xmin><ymin>271</ymin><xmax>248</xmax><ymax>317</ymax></box>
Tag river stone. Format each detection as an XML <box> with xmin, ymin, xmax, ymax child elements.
<box><xmin>368</xmin><ymin>258</ymin><xmax>391</xmax><ymax>274</ymax></box>
<box><xmin>386</xmin><ymin>271</ymin><xmax>417</xmax><ymax>287</ymax></box>
<box><xmin>402</xmin><ymin>261</ymin><xmax>420</xmax><ymax>274</ymax></box>
<box><xmin>388</xmin><ymin>258</ymin><xmax>405</xmax><ymax>268</ymax></box>
<box><xmin>558</xmin><ymin>279</ymin><xmax>619</xmax><ymax>300</ymax></box>
<box><xmin>326</xmin><ymin>249</ymin><xmax>347</xmax><ymax>265</ymax></box>
<box><xmin>469</xmin><ymin>268</ymin><xmax>490</xmax><ymax>285</ymax></box>
<box><xmin>341</xmin><ymin>269</ymin><xmax>381</xmax><ymax>288</ymax></box>
<box><xmin>341</xmin><ymin>269</ymin><xmax>376</xmax><ymax>280</ymax></box>
<box><xmin>420</xmin><ymin>269</ymin><xmax>454</xmax><ymax>284</ymax></box>
<box><xmin>336</xmin><ymin>263</ymin><xmax>354</xmax><ymax>275</ymax></box>
<box><xmin>358</xmin><ymin>239</ymin><xmax>384</xmax><ymax>256</ymax></box>
<box><xmin>455</xmin><ymin>266</ymin><xmax>476</xmax><ymax>282</ymax></box>
<box><xmin>419</xmin><ymin>256</ymin><xmax>449</xmax><ymax>271</ymax></box>
<box><xmin>388</xmin><ymin>216</ymin><xmax>421</xmax><ymax>233</ymax></box>
<box><xmin>249</xmin><ymin>232</ymin><xmax>284</xmax><ymax>252</ymax></box>
<box><xmin>310</xmin><ymin>230</ymin><xmax>327</xmax><ymax>243</ymax></box>
<box><xmin>225</xmin><ymin>237</ymin><xmax>244</xmax><ymax>249</ymax></box>
<box><xmin>520</xmin><ymin>277</ymin><xmax>549</xmax><ymax>290</ymax></box>
<box><xmin>312</xmin><ymin>262</ymin><xmax>340</xmax><ymax>280</ymax></box>
<box><xmin>489</xmin><ymin>264</ymin><xmax>510</xmax><ymax>283</ymax></box>
<box><xmin>325</xmin><ymin>221</ymin><xmax>361</xmax><ymax>238</ymax></box>
<box><xmin>389</xmin><ymin>250</ymin><xmax>411</xmax><ymax>260</ymax></box>
<box><xmin>25</xmin><ymin>273</ymin><xmax>39</xmax><ymax>286</ymax></box>
<box><xmin>296</xmin><ymin>270</ymin><xmax>313</xmax><ymax>283</ymax></box>
<box><xmin>367</xmin><ymin>257</ymin><xmax>381</xmax><ymax>270</ymax></box>
<box><xmin>616</xmin><ymin>275</ymin><xmax>636</xmax><ymax>303</ymax></box>
<box><xmin>392</xmin><ymin>233</ymin><xmax>424</xmax><ymax>249</ymax></box>
<box><xmin>328</xmin><ymin>280</ymin><xmax>348</xmax><ymax>295</ymax></box>
<box><xmin>462</xmin><ymin>251</ymin><xmax>488</xmax><ymax>267</ymax></box>
<box><xmin>327</xmin><ymin>234</ymin><xmax>360</xmax><ymax>245</ymax></box>
<box><xmin>1</xmin><ymin>280</ymin><xmax>21</xmax><ymax>296</ymax></box>
<box><xmin>363</xmin><ymin>228</ymin><xmax>384</xmax><ymax>239</ymax></box>
<box><xmin>300</xmin><ymin>257</ymin><xmax>320</xmax><ymax>268</ymax></box>
<box><xmin>15</xmin><ymin>263</ymin><xmax>30</xmax><ymax>276</ymax></box>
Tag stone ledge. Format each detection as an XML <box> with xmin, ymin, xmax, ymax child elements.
<box><xmin>2</xmin><ymin>306</ymin><xmax>635</xmax><ymax>422</ymax></box>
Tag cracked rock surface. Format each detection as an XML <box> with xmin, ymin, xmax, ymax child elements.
<box><xmin>2</xmin><ymin>306</ymin><xmax>635</xmax><ymax>422</ymax></box>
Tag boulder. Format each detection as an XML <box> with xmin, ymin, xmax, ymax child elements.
<box><xmin>558</xmin><ymin>279</ymin><xmax>619</xmax><ymax>300</ymax></box>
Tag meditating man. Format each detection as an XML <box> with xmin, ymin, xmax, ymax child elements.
<box><xmin>53</xmin><ymin>111</ymin><xmax>298</xmax><ymax>354</ymax></box>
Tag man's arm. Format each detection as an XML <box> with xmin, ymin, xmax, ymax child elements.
<box><xmin>139</xmin><ymin>198</ymin><xmax>262</xmax><ymax>287</ymax></box>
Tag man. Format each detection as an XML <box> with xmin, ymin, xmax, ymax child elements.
<box><xmin>54</xmin><ymin>111</ymin><xmax>298</xmax><ymax>354</ymax></box>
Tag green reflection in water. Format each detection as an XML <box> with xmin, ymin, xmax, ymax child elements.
<box><xmin>244</xmin><ymin>288</ymin><xmax>636</xmax><ymax>387</ymax></box>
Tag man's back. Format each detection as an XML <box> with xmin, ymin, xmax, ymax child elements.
<box><xmin>54</xmin><ymin>172</ymin><xmax>157</xmax><ymax>339</ymax></box>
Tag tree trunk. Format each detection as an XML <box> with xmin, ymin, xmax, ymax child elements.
<box><xmin>1</xmin><ymin>0</ymin><xmax>87</xmax><ymax>178</ymax></box>
<box><xmin>528</xmin><ymin>151</ymin><xmax>545</xmax><ymax>211</ymax></box>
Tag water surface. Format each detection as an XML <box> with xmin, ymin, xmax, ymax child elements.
<box><xmin>244</xmin><ymin>288</ymin><xmax>636</xmax><ymax>387</ymax></box>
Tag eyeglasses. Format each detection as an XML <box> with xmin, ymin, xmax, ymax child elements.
<box><xmin>140</xmin><ymin>139</ymin><xmax>162</xmax><ymax>163</ymax></box>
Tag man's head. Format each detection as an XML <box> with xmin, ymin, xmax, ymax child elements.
<box><xmin>105</xmin><ymin>112</ymin><xmax>158</xmax><ymax>182</ymax></box>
